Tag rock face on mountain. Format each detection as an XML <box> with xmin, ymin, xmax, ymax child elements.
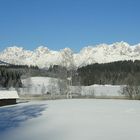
<box><xmin>0</xmin><ymin>42</ymin><xmax>140</xmax><ymax>68</ymax></box>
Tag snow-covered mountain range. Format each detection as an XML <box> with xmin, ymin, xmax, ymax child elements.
<box><xmin>0</xmin><ymin>41</ymin><xmax>140</xmax><ymax>68</ymax></box>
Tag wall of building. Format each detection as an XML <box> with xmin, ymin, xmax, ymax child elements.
<box><xmin>0</xmin><ymin>99</ymin><xmax>16</xmax><ymax>106</ymax></box>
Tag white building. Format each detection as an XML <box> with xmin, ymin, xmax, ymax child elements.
<box><xmin>0</xmin><ymin>90</ymin><xmax>19</xmax><ymax>106</ymax></box>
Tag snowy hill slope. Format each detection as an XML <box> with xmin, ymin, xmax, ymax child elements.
<box><xmin>19</xmin><ymin>77</ymin><xmax>122</xmax><ymax>97</ymax></box>
<box><xmin>0</xmin><ymin>41</ymin><xmax>140</xmax><ymax>68</ymax></box>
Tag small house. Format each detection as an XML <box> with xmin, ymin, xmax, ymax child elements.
<box><xmin>0</xmin><ymin>90</ymin><xmax>19</xmax><ymax>106</ymax></box>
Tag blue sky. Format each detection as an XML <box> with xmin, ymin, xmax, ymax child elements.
<box><xmin>0</xmin><ymin>0</ymin><xmax>140</xmax><ymax>52</ymax></box>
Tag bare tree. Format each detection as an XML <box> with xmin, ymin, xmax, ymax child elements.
<box><xmin>41</xmin><ymin>83</ymin><xmax>46</xmax><ymax>95</ymax></box>
<box><xmin>121</xmin><ymin>74</ymin><xmax>140</xmax><ymax>99</ymax></box>
<box><xmin>57</xmin><ymin>78</ymin><xmax>68</xmax><ymax>95</ymax></box>
<box><xmin>21</xmin><ymin>77</ymin><xmax>32</xmax><ymax>95</ymax></box>
<box><xmin>121</xmin><ymin>85</ymin><xmax>140</xmax><ymax>99</ymax></box>
<box><xmin>60</xmin><ymin>48</ymin><xmax>76</xmax><ymax>98</ymax></box>
<box><xmin>85</xmin><ymin>86</ymin><xmax>95</xmax><ymax>97</ymax></box>
<box><xmin>47</xmin><ymin>78</ymin><xmax>58</xmax><ymax>96</ymax></box>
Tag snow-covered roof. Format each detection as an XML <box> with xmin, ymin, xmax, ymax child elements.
<box><xmin>0</xmin><ymin>90</ymin><xmax>19</xmax><ymax>99</ymax></box>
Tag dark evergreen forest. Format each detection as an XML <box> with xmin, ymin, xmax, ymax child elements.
<box><xmin>0</xmin><ymin>65</ymin><xmax>39</xmax><ymax>88</ymax></box>
<box><xmin>77</xmin><ymin>60</ymin><xmax>140</xmax><ymax>86</ymax></box>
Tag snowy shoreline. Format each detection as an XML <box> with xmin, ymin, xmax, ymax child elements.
<box><xmin>18</xmin><ymin>94</ymin><xmax>128</xmax><ymax>101</ymax></box>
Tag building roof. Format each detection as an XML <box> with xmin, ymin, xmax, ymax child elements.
<box><xmin>0</xmin><ymin>90</ymin><xmax>19</xmax><ymax>99</ymax></box>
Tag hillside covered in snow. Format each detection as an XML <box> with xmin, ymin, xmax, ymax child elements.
<box><xmin>19</xmin><ymin>77</ymin><xmax>122</xmax><ymax>98</ymax></box>
<box><xmin>1</xmin><ymin>41</ymin><xmax>140</xmax><ymax>68</ymax></box>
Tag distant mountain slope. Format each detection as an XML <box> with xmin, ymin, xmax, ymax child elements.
<box><xmin>0</xmin><ymin>41</ymin><xmax>140</xmax><ymax>68</ymax></box>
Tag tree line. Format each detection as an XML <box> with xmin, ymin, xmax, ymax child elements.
<box><xmin>77</xmin><ymin>60</ymin><xmax>140</xmax><ymax>86</ymax></box>
<box><xmin>2</xmin><ymin>60</ymin><xmax>140</xmax><ymax>88</ymax></box>
<box><xmin>0</xmin><ymin>65</ymin><xmax>39</xmax><ymax>88</ymax></box>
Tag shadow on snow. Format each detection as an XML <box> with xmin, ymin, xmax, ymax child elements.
<box><xmin>0</xmin><ymin>103</ymin><xmax>47</xmax><ymax>133</ymax></box>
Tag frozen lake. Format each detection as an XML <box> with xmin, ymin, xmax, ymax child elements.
<box><xmin>0</xmin><ymin>99</ymin><xmax>140</xmax><ymax>140</ymax></box>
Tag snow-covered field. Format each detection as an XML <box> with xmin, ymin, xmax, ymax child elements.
<box><xmin>0</xmin><ymin>99</ymin><xmax>140</xmax><ymax>140</ymax></box>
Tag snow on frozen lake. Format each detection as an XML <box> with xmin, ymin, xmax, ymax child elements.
<box><xmin>0</xmin><ymin>99</ymin><xmax>140</xmax><ymax>140</ymax></box>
